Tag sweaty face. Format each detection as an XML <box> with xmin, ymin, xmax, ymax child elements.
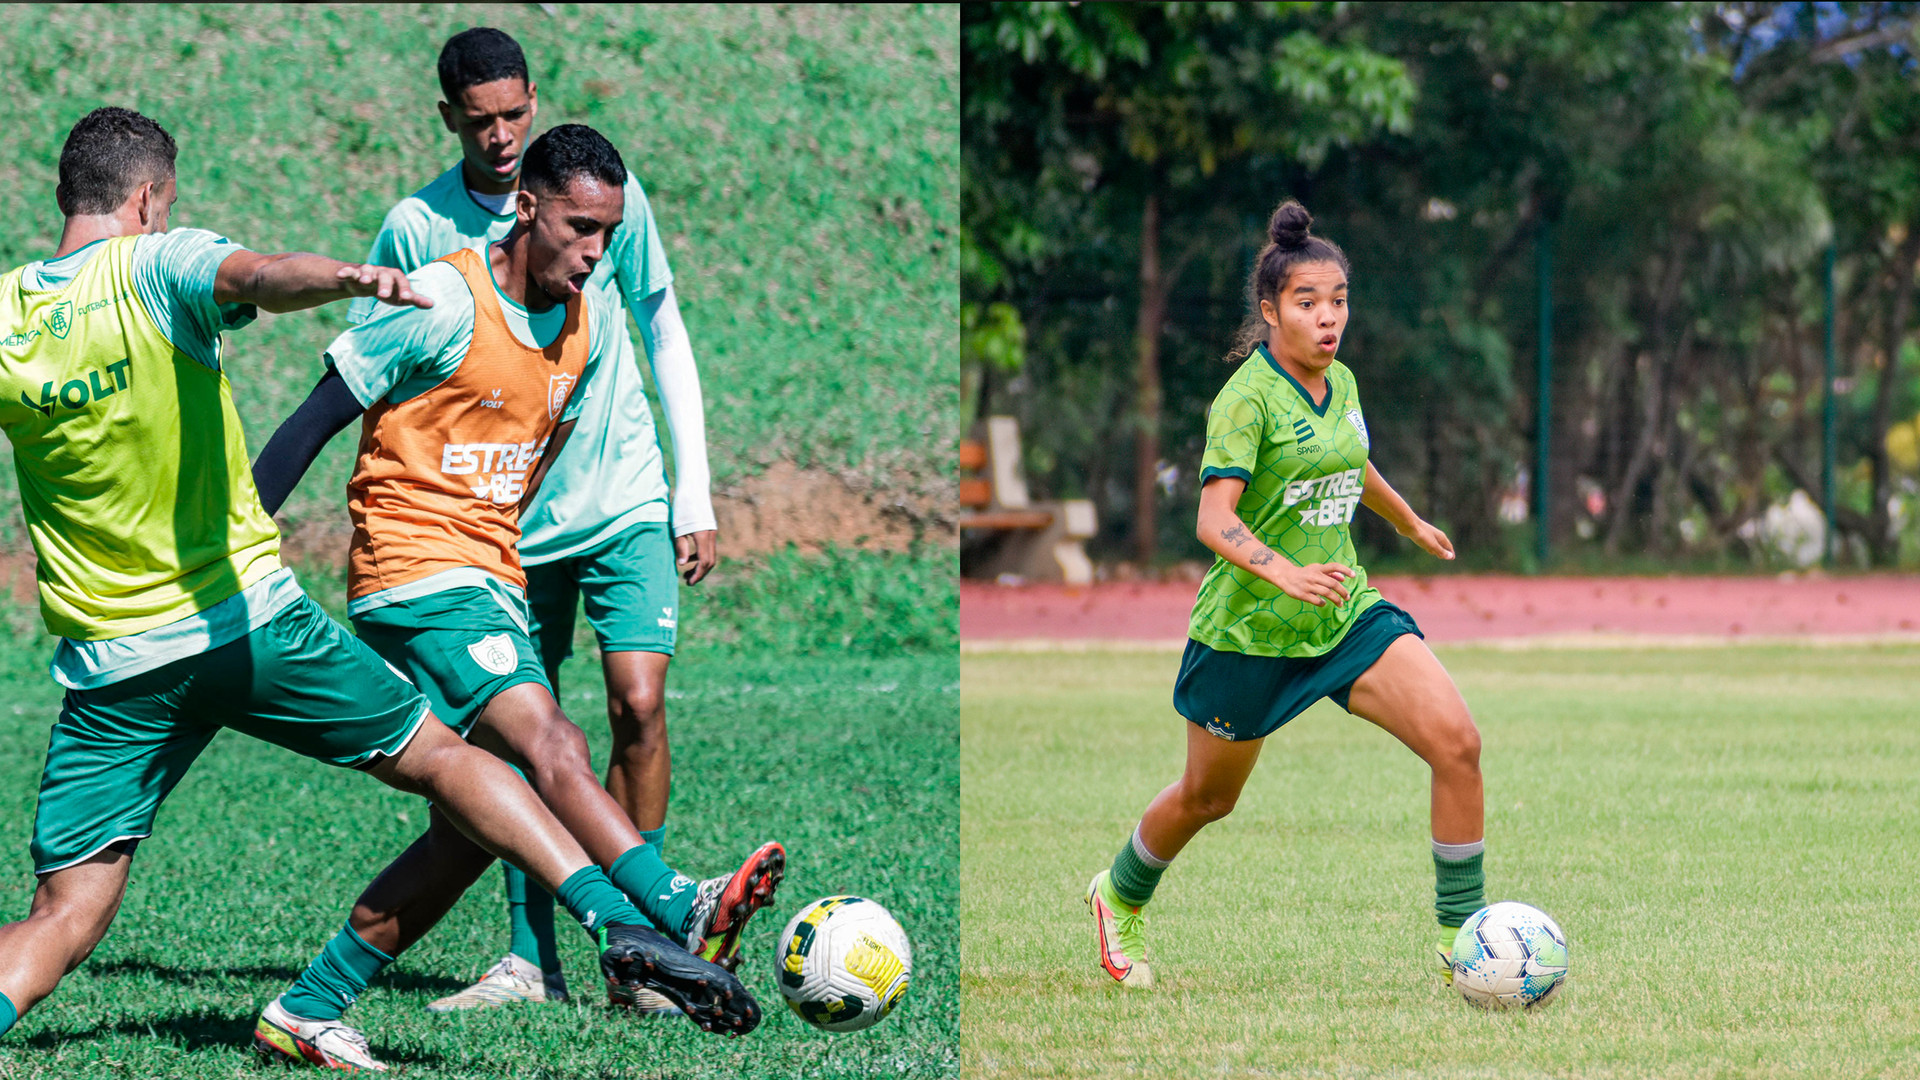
<box><xmin>522</xmin><ymin>175</ymin><xmax>623</xmax><ymax>305</ymax></box>
<box><xmin>1261</xmin><ymin>261</ymin><xmax>1349</xmax><ymax>373</ymax></box>
<box><xmin>442</xmin><ymin>78</ymin><xmax>538</xmax><ymax>189</ymax></box>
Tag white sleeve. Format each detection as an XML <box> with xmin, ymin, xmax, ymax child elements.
<box><xmin>636</xmin><ymin>283</ymin><xmax>715</xmax><ymax>537</ymax></box>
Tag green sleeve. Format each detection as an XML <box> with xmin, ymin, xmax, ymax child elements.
<box><xmin>560</xmin><ymin>289</ymin><xmax>619</xmax><ymax>424</ymax></box>
<box><xmin>1200</xmin><ymin>376</ymin><xmax>1268</xmax><ymax>485</ymax></box>
<box><xmin>324</xmin><ymin>261</ymin><xmax>474</xmax><ymax>407</ymax></box>
<box><xmin>609</xmin><ymin>173</ymin><xmax>675</xmax><ymax>309</ymax></box>
<box><xmin>347</xmin><ymin>201</ymin><xmax>433</xmax><ymax>325</ymax></box>
<box><xmin>130</xmin><ymin>229</ymin><xmax>258</xmax><ymax>371</ymax></box>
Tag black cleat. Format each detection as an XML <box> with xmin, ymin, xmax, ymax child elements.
<box><xmin>598</xmin><ymin>923</ymin><xmax>761</xmax><ymax>1035</ymax></box>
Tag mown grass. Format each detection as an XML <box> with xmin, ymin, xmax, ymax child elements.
<box><xmin>961</xmin><ymin>646</ymin><xmax>1920</xmax><ymax>1079</ymax></box>
<box><xmin>0</xmin><ymin>616</ymin><xmax>957</xmax><ymax>1078</ymax></box>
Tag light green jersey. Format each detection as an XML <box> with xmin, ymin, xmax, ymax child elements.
<box><xmin>1187</xmin><ymin>345</ymin><xmax>1381</xmax><ymax>658</ymax></box>
<box><xmin>347</xmin><ymin>163</ymin><xmax>678</xmax><ymax>562</ymax></box>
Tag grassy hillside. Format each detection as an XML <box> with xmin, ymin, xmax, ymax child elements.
<box><xmin>0</xmin><ymin>3</ymin><xmax>957</xmax><ymax>651</ymax></box>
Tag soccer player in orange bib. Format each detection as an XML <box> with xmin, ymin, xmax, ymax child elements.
<box><xmin>248</xmin><ymin>125</ymin><xmax>781</xmax><ymax>1062</ymax></box>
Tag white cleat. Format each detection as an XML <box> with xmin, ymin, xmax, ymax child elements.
<box><xmin>424</xmin><ymin>954</ymin><xmax>567</xmax><ymax>1013</ymax></box>
<box><xmin>606</xmin><ymin>977</ymin><xmax>685</xmax><ymax>1016</ymax></box>
<box><xmin>252</xmin><ymin>995</ymin><xmax>387</xmax><ymax>1072</ymax></box>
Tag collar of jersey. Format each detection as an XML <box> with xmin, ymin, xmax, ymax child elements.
<box><xmin>1256</xmin><ymin>342</ymin><xmax>1333</xmax><ymax>416</ymax></box>
<box><xmin>455</xmin><ymin>161</ymin><xmax>518</xmax><ymax>219</ymax></box>
<box><xmin>24</xmin><ymin>237</ymin><xmax>111</xmax><ymax>292</ymax></box>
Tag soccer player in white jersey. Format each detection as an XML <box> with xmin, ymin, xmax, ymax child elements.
<box><xmin>343</xmin><ymin>28</ymin><xmax>725</xmax><ymax>1012</ymax></box>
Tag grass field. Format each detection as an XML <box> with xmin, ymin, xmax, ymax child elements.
<box><xmin>962</xmin><ymin>646</ymin><xmax>1920</xmax><ymax>1079</ymax></box>
<box><xmin>0</xmin><ymin>613</ymin><xmax>957</xmax><ymax>1078</ymax></box>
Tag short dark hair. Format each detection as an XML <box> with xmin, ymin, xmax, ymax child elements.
<box><xmin>438</xmin><ymin>27</ymin><xmax>529</xmax><ymax>102</ymax></box>
<box><xmin>520</xmin><ymin>124</ymin><xmax>626</xmax><ymax>197</ymax></box>
<box><xmin>56</xmin><ymin>107</ymin><xmax>177</xmax><ymax>217</ymax></box>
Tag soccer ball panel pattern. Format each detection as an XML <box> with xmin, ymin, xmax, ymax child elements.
<box><xmin>775</xmin><ymin>895</ymin><xmax>913</xmax><ymax>1033</ymax></box>
<box><xmin>1450</xmin><ymin>901</ymin><xmax>1569</xmax><ymax>1010</ymax></box>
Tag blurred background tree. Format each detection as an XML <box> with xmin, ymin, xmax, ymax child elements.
<box><xmin>963</xmin><ymin>1</ymin><xmax>1920</xmax><ymax>573</ymax></box>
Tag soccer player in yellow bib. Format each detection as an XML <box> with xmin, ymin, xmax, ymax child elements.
<box><xmin>1084</xmin><ymin>202</ymin><xmax>1489</xmax><ymax>990</ymax></box>
<box><xmin>0</xmin><ymin>107</ymin><xmax>733</xmax><ymax>1068</ymax></box>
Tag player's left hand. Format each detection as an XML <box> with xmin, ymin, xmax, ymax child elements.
<box><xmin>336</xmin><ymin>263</ymin><xmax>434</xmax><ymax>309</ymax></box>
<box><xmin>1403</xmin><ymin>518</ymin><xmax>1455</xmax><ymax>561</ymax></box>
<box><xmin>676</xmin><ymin>530</ymin><xmax>719</xmax><ymax>585</ymax></box>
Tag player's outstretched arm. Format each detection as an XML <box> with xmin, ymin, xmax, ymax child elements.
<box><xmin>214</xmin><ymin>251</ymin><xmax>434</xmax><ymax>314</ymax></box>
<box><xmin>1196</xmin><ymin>476</ymin><xmax>1355</xmax><ymax>607</ymax></box>
<box><xmin>251</xmin><ymin>370</ymin><xmax>366</xmax><ymax>515</ymax></box>
<box><xmin>1360</xmin><ymin>460</ymin><xmax>1455</xmax><ymax>560</ymax></box>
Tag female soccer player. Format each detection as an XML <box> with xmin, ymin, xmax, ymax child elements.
<box><xmin>1085</xmin><ymin>201</ymin><xmax>1487</xmax><ymax>989</ymax></box>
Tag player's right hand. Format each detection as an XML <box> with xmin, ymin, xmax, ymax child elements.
<box><xmin>1272</xmin><ymin>561</ymin><xmax>1353</xmax><ymax>607</ymax></box>
<box><xmin>336</xmin><ymin>263</ymin><xmax>434</xmax><ymax>309</ymax></box>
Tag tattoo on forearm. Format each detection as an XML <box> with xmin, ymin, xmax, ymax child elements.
<box><xmin>1221</xmin><ymin>524</ymin><xmax>1252</xmax><ymax>546</ymax></box>
<box><xmin>1249</xmin><ymin>548</ymin><xmax>1275</xmax><ymax>566</ymax></box>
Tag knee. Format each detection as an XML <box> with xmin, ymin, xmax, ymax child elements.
<box><xmin>1178</xmin><ymin>785</ymin><xmax>1240</xmax><ymax>824</ymax></box>
<box><xmin>523</xmin><ymin>712</ymin><xmax>593</xmax><ymax>777</ymax></box>
<box><xmin>607</xmin><ymin>692</ymin><xmax>666</xmax><ymax>757</ymax></box>
<box><xmin>1433</xmin><ymin>713</ymin><xmax>1482</xmax><ymax>776</ymax></box>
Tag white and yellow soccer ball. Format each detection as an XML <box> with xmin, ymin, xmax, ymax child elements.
<box><xmin>774</xmin><ymin>895</ymin><xmax>912</xmax><ymax>1032</ymax></box>
<box><xmin>1450</xmin><ymin>901</ymin><xmax>1570</xmax><ymax>1010</ymax></box>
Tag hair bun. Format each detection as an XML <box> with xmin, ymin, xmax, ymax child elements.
<box><xmin>1268</xmin><ymin>200</ymin><xmax>1312</xmax><ymax>249</ymax></box>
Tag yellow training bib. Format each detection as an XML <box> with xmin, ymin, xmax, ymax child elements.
<box><xmin>0</xmin><ymin>236</ymin><xmax>280</xmax><ymax>639</ymax></box>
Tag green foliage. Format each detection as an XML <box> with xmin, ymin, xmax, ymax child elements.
<box><xmin>681</xmin><ymin>545</ymin><xmax>957</xmax><ymax>658</ymax></box>
<box><xmin>964</xmin><ymin>645</ymin><xmax>1920</xmax><ymax>1077</ymax></box>
<box><xmin>966</xmin><ymin>2</ymin><xmax>1920</xmax><ymax>569</ymax></box>
<box><xmin>0</xmin><ymin>4</ymin><xmax>958</xmax><ymax>543</ymax></box>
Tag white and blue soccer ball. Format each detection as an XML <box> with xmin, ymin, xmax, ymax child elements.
<box><xmin>1450</xmin><ymin>901</ymin><xmax>1569</xmax><ymax>1010</ymax></box>
<box><xmin>774</xmin><ymin>895</ymin><xmax>912</xmax><ymax>1032</ymax></box>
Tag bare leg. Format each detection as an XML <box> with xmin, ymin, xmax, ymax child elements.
<box><xmin>467</xmin><ymin>682</ymin><xmax>647</xmax><ymax>867</ymax></box>
<box><xmin>1343</xmin><ymin>635</ymin><xmax>1483</xmax><ymax>844</ymax></box>
<box><xmin>341</xmin><ymin>808</ymin><xmax>497</xmax><ymax>957</ymax></box>
<box><xmin>364</xmin><ymin>716</ymin><xmax>595</xmax><ymax>891</ymax></box>
<box><xmin>0</xmin><ymin>847</ymin><xmax>133</xmax><ymax>1015</ymax></box>
<box><xmin>601</xmin><ymin>650</ymin><xmax>671</xmax><ymax>832</ymax></box>
<box><xmin>1136</xmin><ymin>724</ymin><xmax>1266</xmax><ymax>862</ymax></box>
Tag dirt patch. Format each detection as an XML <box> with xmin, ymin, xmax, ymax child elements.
<box><xmin>713</xmin><ymin>461</ymin><xmax>953</xmax><ymax>554</ymax></box>
<box><xmin>0</xmin><ymin>465</ymin><xmax>955</xmax><ymax>593</ymax></box>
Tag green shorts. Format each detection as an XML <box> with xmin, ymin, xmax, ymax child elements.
<box><xmin>351</xmin><ymin>586</ymin><xmax>551</xmax><ymax>737</ymax></box>
<box><xmin>1172</xmin><ymin>599</ymin><xmax>1424</xmax><ymax>742</ymax></box>
<box><xmin>32</xmin><ymin>594</ymin><xmax>429</xmax><ymax>874</ymax></box>
<box><xmin>526</xmin><ymin>519</ymin><xmax>680</xmax><ymax>680</ymax></box>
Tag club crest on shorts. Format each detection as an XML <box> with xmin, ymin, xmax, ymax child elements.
<box><xmin>548</xmin><ymin>372</ymin><xmax>577</xmax><ymax>418</ymax></box>
<box><xmin>1344</xmin><ymin>407</ymin><xmax>1369</xmax><ymax>449</ymax></box>
<box><xmin>466</xmin><ymin>633</ymin><xmax>517</xmax><ymax>676</ymax></box>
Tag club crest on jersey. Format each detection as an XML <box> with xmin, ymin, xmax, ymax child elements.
<box><xmin>1344</xmin><ymin>407</ymin><xmax>1369</xmax><ymax>449</ymax></box>
<box><xmin>42</xmin><ymin>300</ymin><xmax>73</xmax><ymax>340</ymax></box>
<box><xmin>548</xmin><ymin>372</ymin><xmax>577</xmax><ymax>418</ymax></box>
<box><xmin>466</xmin><ymin>633</ymin><xmax>517</xmax><ymax>676</ymax></box>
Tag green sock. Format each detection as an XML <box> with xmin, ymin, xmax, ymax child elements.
<box><xmin>609</xmin><ymin>844</ymin><xmax>699</xmax><ymax>937</ymax></box>
<box><xmin>1108</xmin><ymin>826</ymin><xmax>1169</xmax><ymax>907</ymax></box>
<box><xmin>1433</xmin><ymin>839</ymin><xmax>1486</xmax><ymax>927</ymax></box>
<box><xmin>554</xmin><ymin>865</ymin><xmax>646</xmax><ymax>937</ymax></box>
<box><xmin>639</xmin><ymin>825</ymin><xmax>667</xmax><ymax>858</ymax></box>
<box><xmin>281</xmin><ymin>923</ymin><xmax>394</xmax><ymax>1022</ymax></box>
<box><xmin>504</xmin><ymin>863</ymin><xmax>563</xmax><ymax>973</ymax></box>
<box><xmin>0</xmin><ymin>991</ymin><xmax>17</xmax><ymax>1038</ymax></box>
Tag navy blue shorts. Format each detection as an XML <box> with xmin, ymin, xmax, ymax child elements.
<box><xmin>1173</xmin><ymin>600</ymin><xmax>1425</xmax><ymax>742</ymax></box>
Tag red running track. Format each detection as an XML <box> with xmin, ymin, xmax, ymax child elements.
<box><xmin>959</xmin><ymin>575</ymin><xmax>1920</xmax><ymax>643</ymax></box>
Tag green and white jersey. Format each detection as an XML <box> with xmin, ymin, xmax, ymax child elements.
<box><xmin>1187</xmin><ymin>344</ymin><xmax>1382</xmax><ymax>658</ymax></box>
<box><xmin>347</xmin><ymin>162</ymin><xmax>691</xmax><ymax>563</ymax></box>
